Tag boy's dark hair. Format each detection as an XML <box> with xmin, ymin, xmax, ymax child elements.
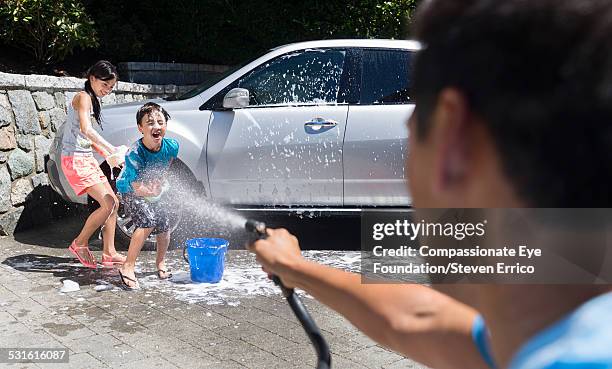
<box><xmin>412</xmin><ymin>0</ymin><xmax>612</xmax><ymax>206</ymax></box>
<box><xmin>84</xmin><ymin>60</ymin><xmax>117</xmax><ymax>128</ymax></box>
<box><xmin>136</xmin><ymin>102</ymin><xmax>171</xmax><ymax>125</ymax></box>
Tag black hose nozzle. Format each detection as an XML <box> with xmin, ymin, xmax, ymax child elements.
<box><xmin>245</xmin><ymin>219</ymin><xmax>267</xmax><ymax>238</ymax></box>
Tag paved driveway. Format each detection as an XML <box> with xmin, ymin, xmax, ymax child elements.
<box><xmin>0</xmin><ymin>215</ymin><xmax>428</xmax><ymax>369</ymax></box>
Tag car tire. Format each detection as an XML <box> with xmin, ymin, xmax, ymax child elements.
<box><xmin>88</xmin><ymin>161</ymin><xmax>199</xmax><ymax>251</ymax></box>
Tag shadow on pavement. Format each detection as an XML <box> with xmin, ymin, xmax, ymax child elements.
<box><xmin>13</xmin><ymin>213</ymin><xmax>88</xmax><ymax>249</ymax></box>
<box><xmin>13</xmin><ymin>211</ymin><xmax>362</xmax><ymax>252</ymax></box>
<box><xmin>1</xmin><ymin>253</ymin><xmax>119</xmax><ymax>287</ymax></box>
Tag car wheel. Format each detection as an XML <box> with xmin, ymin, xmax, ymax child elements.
<box><xmin>88</xmin><ymin>161</ymin><xmax>198</xmax><ymax>251</ymax></box>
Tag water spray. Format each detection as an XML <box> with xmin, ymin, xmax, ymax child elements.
<box><xmin>245</xmin><ymin>219</ymin><xmax>331</xmax><ymax>369</ymax></box>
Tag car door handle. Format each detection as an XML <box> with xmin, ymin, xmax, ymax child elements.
<box><xmin>305</xmin><ymin>117</ymin><xmax>338</xmax><ymax>128</ymax></box>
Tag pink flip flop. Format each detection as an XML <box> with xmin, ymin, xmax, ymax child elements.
<box><xmin>68</xmin><ymin>240</ymin><xmax>97</xmax><ymax>269</ymax></box>
<box><xmin>101</xmin><ymin>253</ymin><xmax>126</xmax><ymax>268</ymax></box>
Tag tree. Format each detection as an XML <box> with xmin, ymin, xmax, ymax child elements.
<box><xmin>0</xmin><ymin>0</ymin><xmax>98</xmax><ymax>66</ymax></box>
<box><xmin>85</xmin><ymin>0</ymin><xmax>418</xmax><ymax>66</ymax></box>
<box><xmin>294</xmin><ymin>0</ymin><xmax>418</xmax><ymax>39</ymax></box>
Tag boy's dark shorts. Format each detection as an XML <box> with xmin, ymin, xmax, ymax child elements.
<box><xmin>120</xmin><ymin>193</ymin><xmax>172</xmax><ymax>235</ymax></box>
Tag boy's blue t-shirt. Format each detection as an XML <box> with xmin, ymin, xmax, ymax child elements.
<box><xmin>473</xmin><ymin>292</ymin><xmax>612</xmax><ymax>369</ymax></box>
<box><xmin>116</xmin><ymin>137</ymin><xmax>179</xmax><ymax>193</ymax></box>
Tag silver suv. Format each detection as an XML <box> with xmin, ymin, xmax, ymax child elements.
<box><xmin>47</xmin><ymin>39</ymin><xmax>418</xmax><ymax>244</ymax></box>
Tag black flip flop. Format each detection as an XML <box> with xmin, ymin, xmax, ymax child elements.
<box><xmin>118</xmin><ymin>269</ymin><xmax>140</xmax><ymax>290</ymax></box>
<box><xmin>156</xmin><ymin>269</ymin><xmax>172</xmax><ymax>280</ymax></box>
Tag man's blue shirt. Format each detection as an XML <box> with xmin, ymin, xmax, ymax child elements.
<box><xmin>509</xmin><ymin>292</ymin><xmax>612</xmax><ymax>369</ymax></box>
<box><xmin>473</xmin><ymin>292</ymin><xmax>612</xmax><ymax>369</ymax></box>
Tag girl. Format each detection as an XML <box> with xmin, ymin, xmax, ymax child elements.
<box><xmin>61</xmin><ymin>60</ymin><xmax>126</xmax><ymax>268</ymax></box>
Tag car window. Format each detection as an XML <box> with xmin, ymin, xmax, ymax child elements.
<box><xmin>169</xmin><ymin>50</ymin><xmax>270</xmax><ymax>101</ymax></box>
<box><xmin>238</xmin><ymin>48</ymin><xmax>346</xmax><ymax>106</ymax></box>
<box><xmin>360</xmin><ymin>49</ymin><xmax>412</xmax><ymax>105</ymax></box>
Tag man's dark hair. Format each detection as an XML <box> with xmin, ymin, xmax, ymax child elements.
<box><xmin>412</xmin><ymin>0</ymin><xmax>612</xmax><ymax>206</ymax></box>
<box><xmin>136</xmin><ymin>102</ymin><xmax>171</xmax><ymax>125</ymax></box>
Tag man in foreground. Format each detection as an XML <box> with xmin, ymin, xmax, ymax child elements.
<box><xmin>249</xmin><ymin>0</ymin><xmax>612</xmax><ymax>368</ymax></box>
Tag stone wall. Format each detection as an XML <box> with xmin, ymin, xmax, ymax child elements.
<box><xmin>0</xmin><ymin>72</ymin><xmax>193</xmax><ymax>235</ymax></box>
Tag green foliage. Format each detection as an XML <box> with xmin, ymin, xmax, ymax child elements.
<box><xmin>0</xmin><ymin>0</ymin><xmax>98</xmax><ymax>65</ymax></box>
<box><xmin>294</xmin><ymin>0</ymin><xmax>417</xmax><ymax>39</ymax></box>
<box><xmin>86</xmin><ymin>0</ymin><xmax>418</xmax><ymax>65</ymax></box>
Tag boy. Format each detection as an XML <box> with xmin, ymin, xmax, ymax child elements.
<box><xmin>116</xmin><ymin>102</ymin><xmax>179</xmax><ymax>290</ymax></box>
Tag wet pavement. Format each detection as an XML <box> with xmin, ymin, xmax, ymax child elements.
<box><xmin>0</xmin><ymin>215</ymin><xmax>427</xmax><ymax>368</ymax></box>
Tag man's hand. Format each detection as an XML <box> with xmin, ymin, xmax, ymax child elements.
<box><xmin>247</xmin><ymin>228</ymin><xmax>303</xmax><ymax>289</ymax></box>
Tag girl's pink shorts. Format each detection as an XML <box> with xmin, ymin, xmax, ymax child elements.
<box><xmin>61</xmin><ymin>155</ymin><xmax>107</xmax><ymax>196</ymax></box>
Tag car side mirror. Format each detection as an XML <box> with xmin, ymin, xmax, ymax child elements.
<box><xmin>223</xmin><ymin>88</ymin><xmax>250</xmax><ymax>109</ymax></box>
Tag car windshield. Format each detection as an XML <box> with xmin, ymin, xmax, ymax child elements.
<box><xmin>166</xmin><ymin>50</ymin><xmax>270</xmax><ymax>101</ymax></box>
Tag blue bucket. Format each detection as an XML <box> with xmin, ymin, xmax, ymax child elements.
<box><xmin>183</xmin><ymin>238</ymin><xmax>229</xmax><ymax>283</ymax></box>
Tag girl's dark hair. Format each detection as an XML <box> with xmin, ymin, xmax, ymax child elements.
<box><xmin>84</xmin><ymin>60</ymin><xmax>118</xmax><ymax>129</ymax></box>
